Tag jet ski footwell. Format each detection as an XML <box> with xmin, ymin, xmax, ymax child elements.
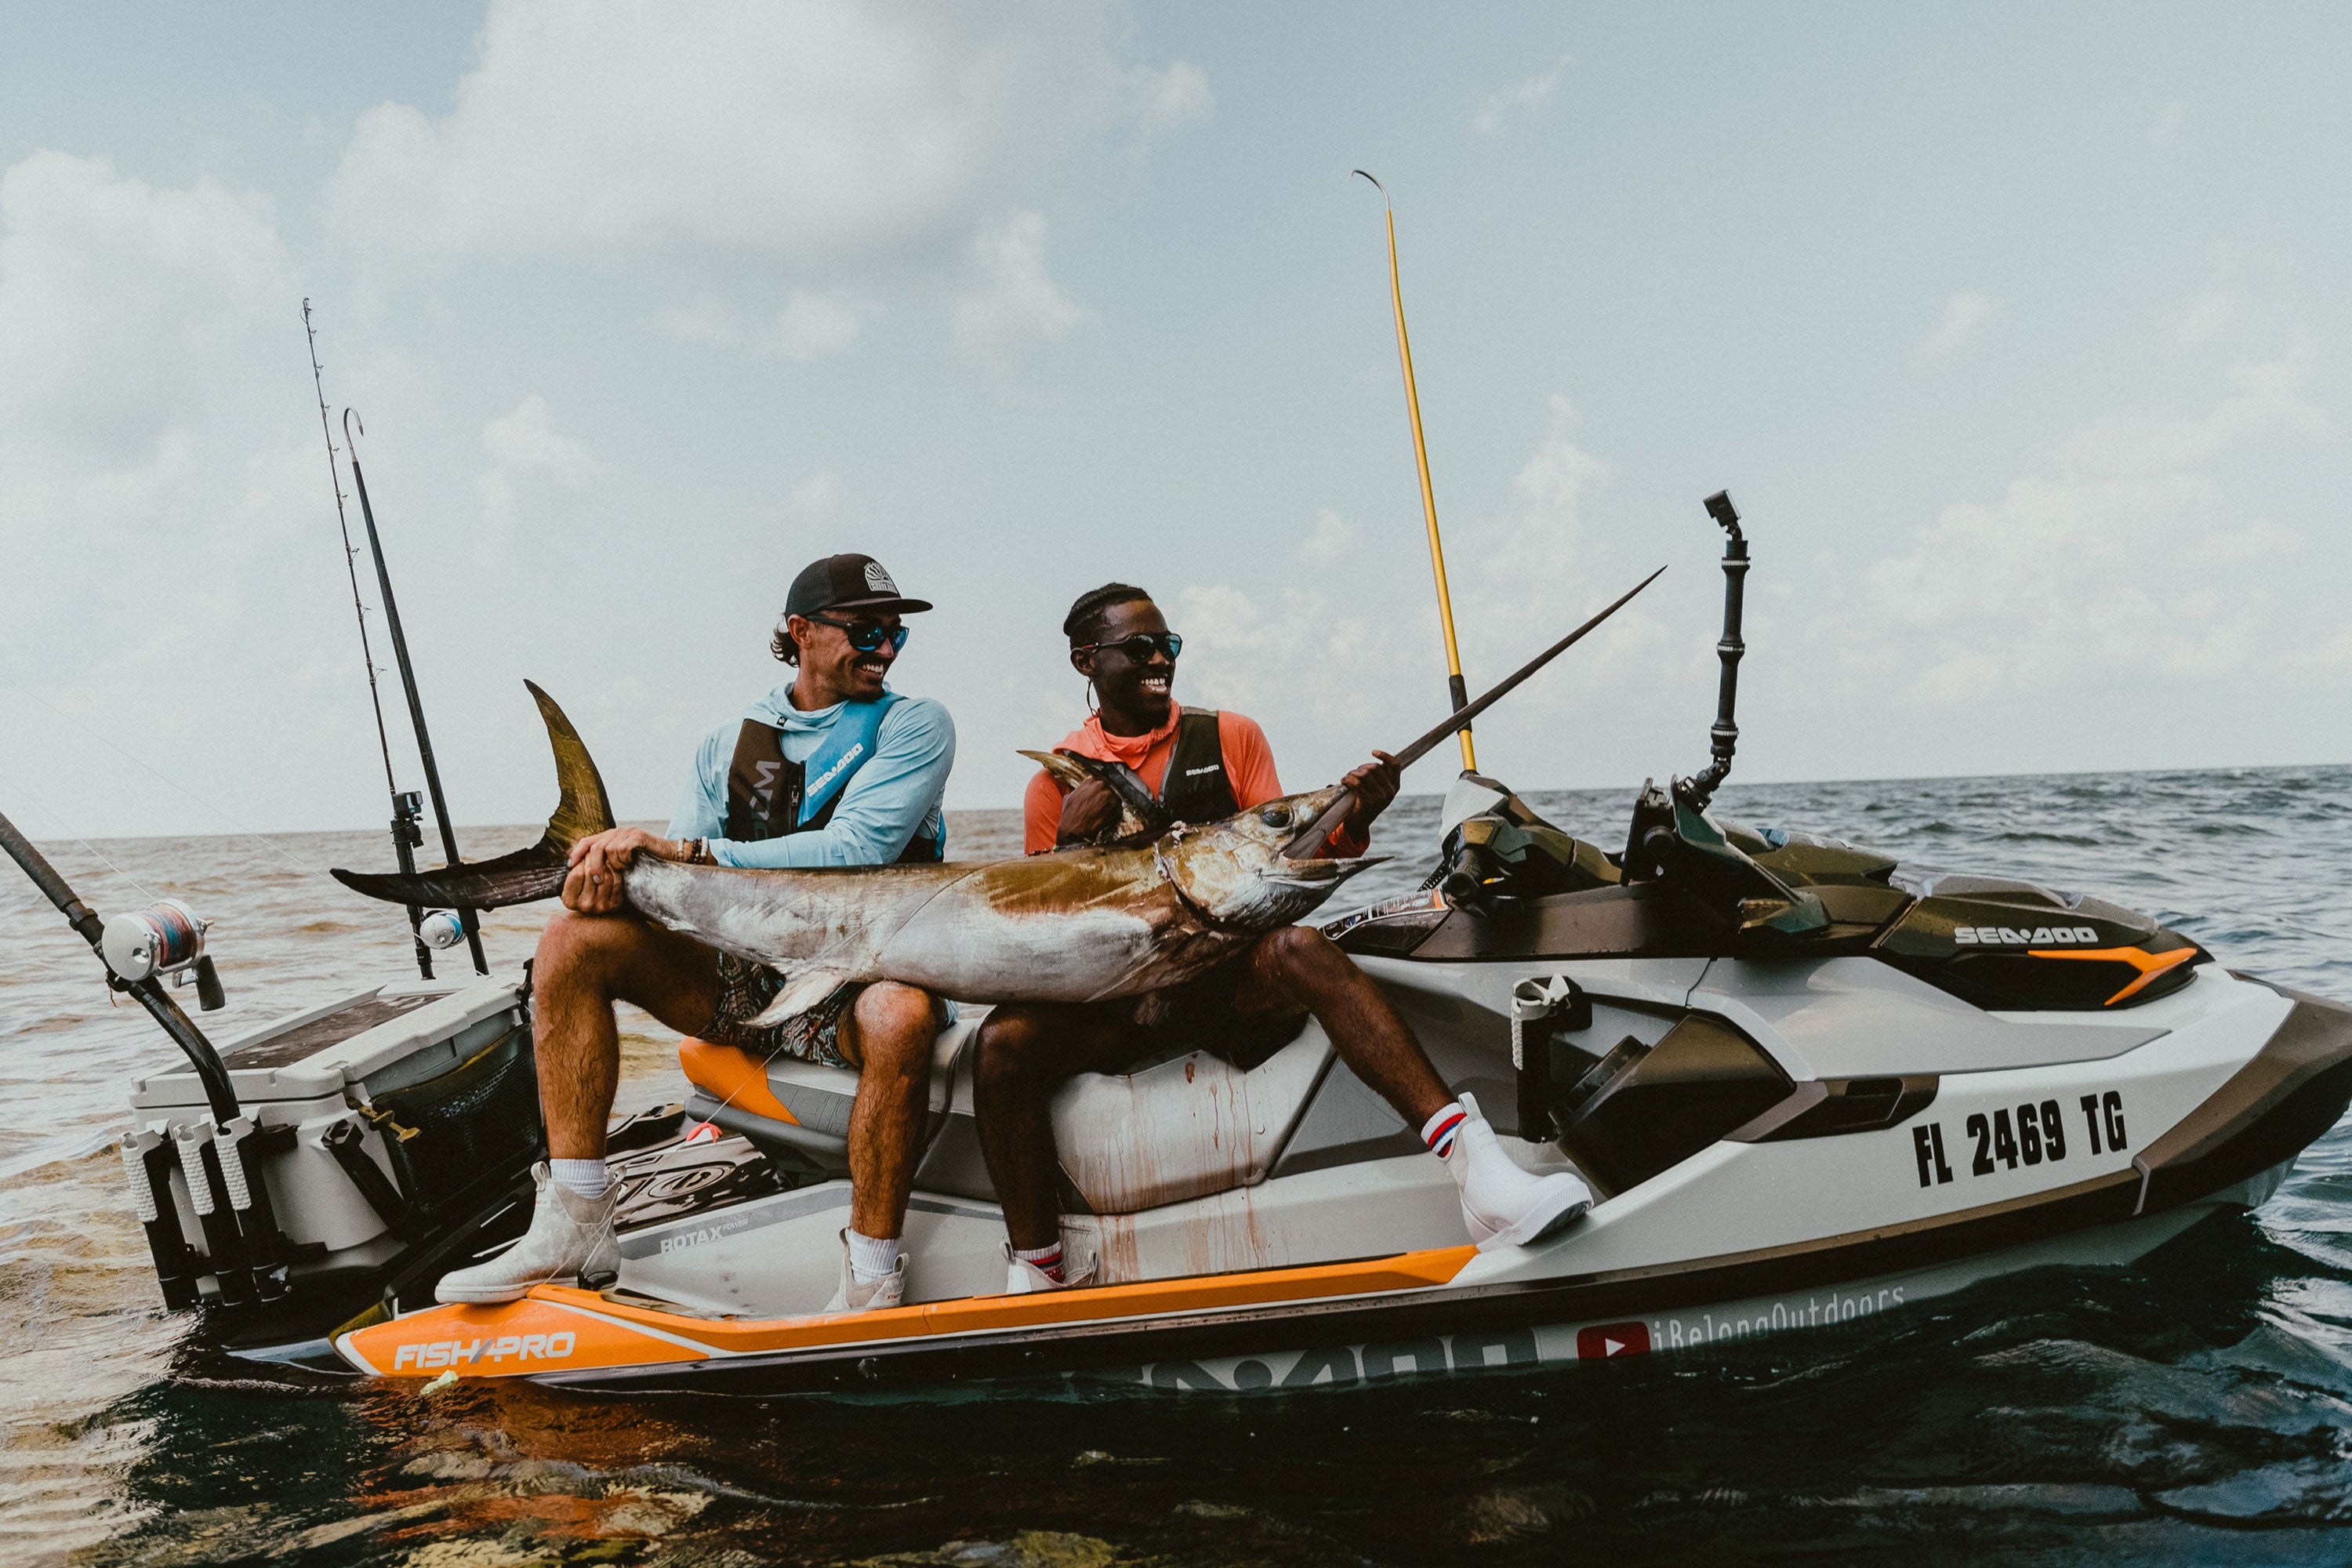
<box><xmin>335</xmin><ymin>985</ymin><xmax>2352</xmax><ymax>1396</ymax></box>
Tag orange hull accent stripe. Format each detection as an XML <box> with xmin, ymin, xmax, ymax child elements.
<box><xmin>343</xmin><ymin>1295</ymin><xmax>710</xmax><ymax>1377</ymax></box>
<box><xmin>678</xmin><ymin>1037</ymin><xmax>798</xmax><ymax>1125</ymax></box>
<box><xmin>2026</xmin><ymin>945</ymin><xmax>2198</xmax><ymax>1006</ymax></box>
<box><xmin>350</xmin><ymin>1246</ymin><xmax>1477</xmax><ymax>1378</ymax></box>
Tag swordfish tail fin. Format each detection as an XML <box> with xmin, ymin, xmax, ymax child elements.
<box><xmin>329</xmin><ymin>681</ymin><xmax>618</xmax><ymax>910</ymax></box>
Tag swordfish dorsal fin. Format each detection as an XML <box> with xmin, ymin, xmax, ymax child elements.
<box><xmin>330</xmin><ymin>681</ymin><xmax>618</xmax><ymax>910</ymax></box>
<box><xmin>1017</xmin><ymin>748</ymin><xmax>1167</xmax><ymax>845</ymax></box>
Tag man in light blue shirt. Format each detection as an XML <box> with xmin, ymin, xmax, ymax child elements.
<box><xmin>436</xmin><ymin>553</ymin><xmax>955</xmax><ymax>1315</ymax></box>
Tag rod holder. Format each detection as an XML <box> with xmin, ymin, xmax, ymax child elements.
<box><xmin>1677</xmin><ymin>491</ymin><xmax>1748</xmax><ymax>813</ymax></box>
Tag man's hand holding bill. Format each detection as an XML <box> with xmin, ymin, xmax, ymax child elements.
<box><xmin>1339</xmin><ymin>750</ymin><xmax>1400</xmax><ymax>844</ymax></box>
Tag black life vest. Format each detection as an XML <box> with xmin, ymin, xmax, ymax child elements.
<box><xmin>1158</xmin><ymin>706</ymin><xmax>1241</xmax><ymax>825</ymax></box>
<box><xmin>722</xmin><ymin>698</ymin><xmax>943</xmax><ymax>862</ymax></box>
<box><xmin>1056</xmin><ymin>707</ymin><xmax>1240</xmax><ymax>848</ymax></box>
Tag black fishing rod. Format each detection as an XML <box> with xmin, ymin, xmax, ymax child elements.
<box><xmin>1283</xmin><ymin>564</ymin><xmax>1668</xmax><ymax>858</ymax></box>
<box><xmin>343</xmin><ymin>409</ymin><xmax>489</xmax><ymax>976</ymax></box>
<box><xmin>305</xmin><ymin>301</ymin><xmax>437</xmax><ymax>979</ymax></box>
<box><xmin>0</xmin><ymin>808</ymin><xmax>287</xmax><ymax>1305</ymax></box>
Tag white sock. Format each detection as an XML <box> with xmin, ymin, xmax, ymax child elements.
<box><xmin>1421</xmin><ymin>1102</ymin><xmax>1468</xmax><ymax>1160</ymax></box>
<box><xmin>848</xmin><ymin>1228</ymin><xmax>901</xmax><ymax>1283</ymax></box>
<box><xmin>1013</xmin><ymin>1241</ymin><xmax>1065</xmax><ymax>1283</ymax></box>
<box><xmin>550</xmin><ymin>1157</ymin><xmax>610</xmax><ymax>1200</ymax></box>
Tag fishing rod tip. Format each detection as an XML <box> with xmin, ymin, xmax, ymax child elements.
<box><xmin>1350</xmin><ymin>168</ymin><xmax>1386</xmax><ymax>198</ymax></box>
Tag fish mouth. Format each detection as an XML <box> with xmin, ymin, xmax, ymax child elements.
<box><xmin>1261</xmin><ymin>855</ymin><xmax>1385</xmax><ymax>887</ymax></box>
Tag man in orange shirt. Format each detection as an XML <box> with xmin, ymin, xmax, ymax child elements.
<box><xmin>978</xmin><ymin>583</ymin><xmax>1592</xmax><ymax>1290</ymax></box>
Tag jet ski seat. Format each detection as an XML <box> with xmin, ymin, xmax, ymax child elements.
<box><xmin>678</xmin><ymin>1013</ymin><xmax>1339</xmax><ymax>1214</ymax></box>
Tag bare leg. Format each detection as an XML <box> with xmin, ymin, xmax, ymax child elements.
<box><xmin>833</xmin><ymin>982</ymin><xmax>942</xmax><ymax>1241</ymax></box>
<box><xmin>973</xmin><ymin>1004</ymin><xmax>1131</xmax><ymax>1250</ymax></box>
<box><xmin>1235</xmin><ymin>926</ymin><xmax>1452</xmax><ymax>1127</ymax></box>
<box><xmin>532</xmin><ymin>909</ymin><xmax>724</xmax><ymax>1162</ymax></box>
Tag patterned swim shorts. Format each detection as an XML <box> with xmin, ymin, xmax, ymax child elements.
<box><xmin>702</xmin><ymin>953</ymin><xmax>863</xmax><ymax>1070</ymax></box>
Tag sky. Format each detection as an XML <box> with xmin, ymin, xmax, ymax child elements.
<box><xmin>3</xmin><ymin>2</ymin><xmax>2348</xmax><ymax>847</ymax></box>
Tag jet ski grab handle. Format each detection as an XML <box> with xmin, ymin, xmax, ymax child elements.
<box><xmin>1282</xmin><ymin>564</ymin><xmax>1667</xmax><ymax>858</ymax></box>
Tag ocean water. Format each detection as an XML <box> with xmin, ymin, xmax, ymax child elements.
<box><xmin>3</xmin><ymin>765</ymin><xmax>2350</xmax><ymax>1566</ymax></box>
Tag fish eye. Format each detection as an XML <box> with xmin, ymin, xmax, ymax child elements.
<box><xmin>1259</xmin><ymin>805</ymin><xmax>1292</xmax><ymax>829</ymax></box>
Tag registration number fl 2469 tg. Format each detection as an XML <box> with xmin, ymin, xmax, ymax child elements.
<box><xmin>1910</xmin><ymin>1093</ymin><xmax>2129</xmax><ymax>1188</ymax></box>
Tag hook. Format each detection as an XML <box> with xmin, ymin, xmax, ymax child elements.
<box><xmin>343</xmin><ymin>408</ymin><xmax>364</xmax><ymax>456</ymax></box>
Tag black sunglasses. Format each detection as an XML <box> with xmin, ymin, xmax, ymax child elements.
<box><xmin>806</xmin><ymin>614</ymin><xmax>909</xmax><ymax>654</ymax></box>
<box><xmin>1075</xmin><ymin>631</ymin><xmax>1182</xmax><ymax>662</ymax></box>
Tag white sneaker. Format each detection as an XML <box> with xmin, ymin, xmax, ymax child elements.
<box><xmin>822</xmin><ymin>1229</ymin><xmax>906</xmax><ymax>1313</ymax></box>
<box><xmin>1443</xmin><ymin>1094</ymin><xmax>1592</xmax><ymax>1251</ymax></box>
<box><xmin>1001</xmin><ymin>1235</ymin><xmax>1099</xmax><ymax>1295</ymax></box>
<box><xmin>436</xmin><ymin>1162</ymin><xmax>619</xmax><ymax>1304</ymax></box>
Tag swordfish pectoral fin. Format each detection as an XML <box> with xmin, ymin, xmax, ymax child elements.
<box><xmin>742</xmin><ymin>966</ymin><xmax>862</xmax><ymax>1031</ymax></box>
<box><xmin>329</xmin><ymin>681</ymin><xmax>619</xmax><ymax>910</ymax></box>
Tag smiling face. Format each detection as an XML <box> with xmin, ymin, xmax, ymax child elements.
<box><xmin>1073</xmin><ymin>597</ymin><xmax>1176</xmax><ymax>731</ymax></box>
<box><xmin>788</xmin><ymin>612</ymin><xmax>904</xmax><ymax>706</ymax></box>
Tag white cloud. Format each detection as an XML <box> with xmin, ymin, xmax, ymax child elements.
<box><xmin>476</xmin><ymin>394</ymin><xmax>601</xmax><ymax>564</ymax></box>
<box><xmin>769</xmin><ymin>291</ymin><xmax>872</xmax><ymax>362</ymax></box>
<box><xmin>325</xmin><ymin>2</ymin><xmax>1197</xmax><ymax>364</ymax></box>
<box><xmin>1474</xmin><ymin>53</ymin><xmax>1572</xmax><ymax>135</ymax></box>
<box><xmin>1853</xmin><ymin>350</ymin><xmax>2338</xmax><ymax>700</ymax></box>
<box><xmin>1918</xmin><ymin>291</ymin><xmax>1996</xmax><ymax>357</ymax></box>
<box><xmin>952</xmin><ymin>211</ymin><xmax>1094</xmax><ymax>362</ymax></box>
<box><xmin>1129</xmin><ymin>61</ymin><xmax>1213</xmax><ymax>132</ymax></box>
<box><xmin>2169</xmin><ymin>287</ymin><xmax>2238</xmax><ymax>350</ymax></box>
<box><xmin>1298</xmin><ymin>508</ymin><xmax>1356</xmax><ymax>567</ymax></box>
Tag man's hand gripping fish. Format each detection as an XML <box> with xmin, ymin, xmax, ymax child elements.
<box><xmin>331</xmin><ymin>568</ymin><xmax>1661</xmax><ymax>1027</ymax></box>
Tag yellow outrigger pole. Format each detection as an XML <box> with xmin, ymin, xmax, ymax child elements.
<box><xmin>1354</xmin><ymin>171</ymin><xmax>1475</xmax><ymax>773</ymax></box>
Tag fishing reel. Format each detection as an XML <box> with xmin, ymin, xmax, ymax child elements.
<box><xmin>101</xmin><ymin>898</ymin><xmax>226</xmax><ymax>1011</ymax></box>
<box><xmin>419</xmin><ymin>909</ymin><xmax>468</xmax><ymax>950</ymax></box>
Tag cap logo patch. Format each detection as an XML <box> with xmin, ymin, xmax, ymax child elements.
<box><xmin>863</xmin><ymin>561</ymin><xmax>897</xmax><ymax>594</ymax></box>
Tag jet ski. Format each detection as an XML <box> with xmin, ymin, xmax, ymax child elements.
<box><xmin>26</xmin><ymin>496</ymin><xmax>2352</xmax><ymax>1396</ymax></box>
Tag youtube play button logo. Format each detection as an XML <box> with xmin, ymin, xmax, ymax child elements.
<box><xmin>1575</xmin><ymin>1321</ymin><xmax>1652</xmax><ymax>1359</ymax></box>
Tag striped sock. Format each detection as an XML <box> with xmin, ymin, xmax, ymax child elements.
<box><xmin>1014</xmin><ymin>1242</ymin><xmax>1065</xmax><ymax>1283</ymax></box>
<box><xmin>1421</xmin><ymin>1102</ymin><xmax>1468</xmax><ymax>1160</ymax></box>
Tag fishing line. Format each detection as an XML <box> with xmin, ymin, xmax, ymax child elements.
<box><xmin>19</xmin><ymin>690</ymin><xmax>324</xmax><ymax>876</ymax></box>
<box><xmin>0</xmin><ymin>754</ymin><xmax>163</xmax><ymax>904</ymax></box>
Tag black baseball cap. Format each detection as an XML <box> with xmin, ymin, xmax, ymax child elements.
<box><xmin>785</xmin><ymin>554</ymin><xmax>933</xmax><ymax>618</ymax></box>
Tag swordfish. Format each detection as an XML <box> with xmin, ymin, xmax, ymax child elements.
<box><xmin>330</xmin><ymin>568</ymin><xmax>1662</xmax><ymax>1020</ymax></box>
<box><xmin>332</xmin><ymin>683</ymin><xmax>1379</xmax><ymax>1022</ymax></box>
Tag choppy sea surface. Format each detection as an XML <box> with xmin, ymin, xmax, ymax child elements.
<box><xmin>4</xmin><ymin>765</ymin><xmax>2351</xmax><ymax>1566</ymax></box>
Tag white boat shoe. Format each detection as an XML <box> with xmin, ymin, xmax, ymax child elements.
<box><xmin>1444</xmin><ymin>1094</ymin><xmax>1593</xmax><ymax>1250</ymax></box>
<box><xmin>822</xmin><ymin>1229</ymin><xmax>907</xmax><ymax>1313</ymax></box>
<box><xmin>436</xmin><ymin>1161</ymin><xmax>619</xmax><ymax>1304</ymax></box>
<box><xmin>1002</xmin><ymin>1235</ymin><xmax>1100</xmax><ymax>1294</ymax></box>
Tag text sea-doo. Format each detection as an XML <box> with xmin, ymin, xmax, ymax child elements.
<box><xmin>33</xmin><ymin>497</ymin><xmax>2352</xmax><ymax>1396</ymax></box>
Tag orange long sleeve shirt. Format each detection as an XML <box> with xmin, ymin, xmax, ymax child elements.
<box><xmin>1022</xmin><ymin>707</ymin><xmax>1368</xmax><ymax>857</ymax></box>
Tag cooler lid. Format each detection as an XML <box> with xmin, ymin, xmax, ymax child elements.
<box><xmin>130</xmin><ymin>973</ymin><xmax>525</xmax><ymax>1112</ymax></box>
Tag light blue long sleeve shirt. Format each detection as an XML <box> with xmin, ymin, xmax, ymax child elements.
<box><xmin>666</xmin><ymin>684</ymin><xmax>954</xmax><ymax>869</ymax></box>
